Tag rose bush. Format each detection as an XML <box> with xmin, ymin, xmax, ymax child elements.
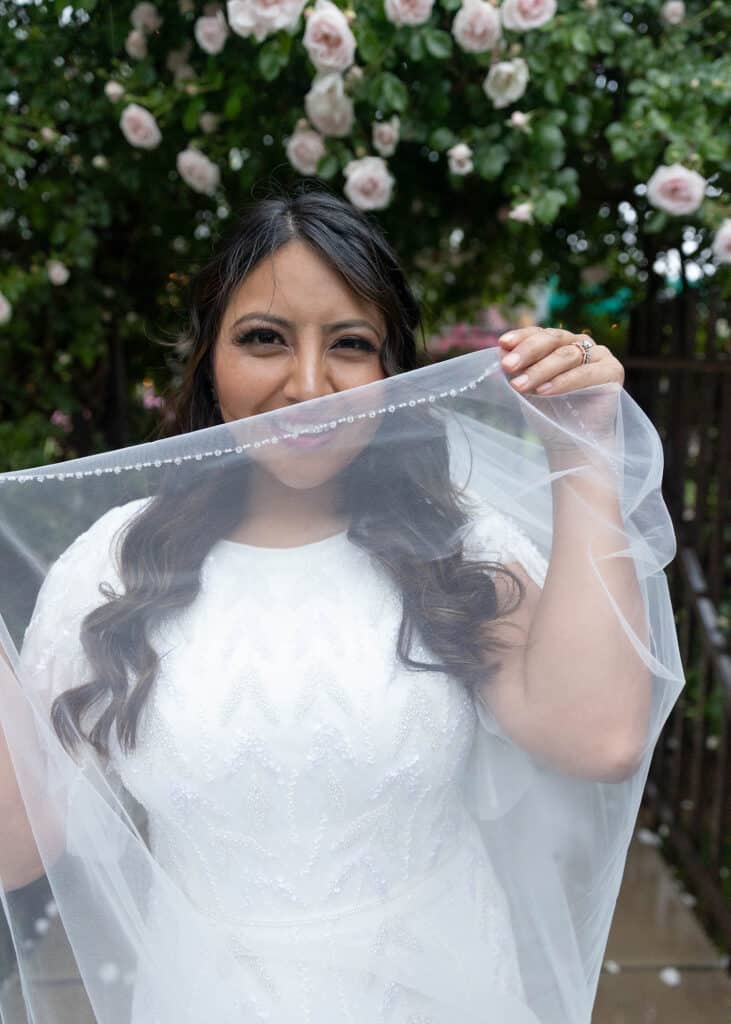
<box><xmin>0</xmin><ymin>0</ymin><xmax>729</xmax><ymax>467</ymax></box>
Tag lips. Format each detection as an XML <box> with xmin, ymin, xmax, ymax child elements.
<box><xmin>278</xmin><ymin>419</ymin><xmax>335</xmax><ymax>436</ymax></box>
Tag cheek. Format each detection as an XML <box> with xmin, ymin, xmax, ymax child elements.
<box><xmin>213</xmin><ymin>348</ymin><xmax>273</xmax><ymax>417</ymax></box>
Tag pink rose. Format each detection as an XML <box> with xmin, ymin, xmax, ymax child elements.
<box><xmin>125</xmin><ymin>29</ymin><xmax>148</xmax><ymax>60</ymax></box>
<box><xmin>119</xmin><ymin>103</ymin><xmax>162</xmax><ymax>149</ymax></box>
<box><xmin>372</xmin><ymin>116</ymin><xmax>400</xmax><ymax>157</ymax></box>
<box><xmin>384</xmin><ymin>0</ymin><xmax>435</xmax><ymax>28</ymax></box>
<box><xmin>130</xmin><ymin>2</ymin><xmax>163</xmax><ymax>32</ymax></box>
<box><xmin>447</xmin><ymin>142</ymin><xmax>474</xmax><ymax>176</ymax></box>
<box><xmin>0</xmin><ymin>291</ymin><xmax>11</xmax><ymax>326</ymax></box>
<box><xmin>508</xmin><ymin>201</ymin><xmax>534</xmax><ymax>223</ymax></box>
<box><xmin>304</xmin><ymin>73</ymin><xmax>355</xmax><ymax>138</ymax></box>
<box><xmin>50</xmin><ymin>410</ymin><xmax>72</xmax><ymax>433</ymax></box>
<box><xmin>452</xmin><ymin>0</ymin><xmax>501</xmax><ymax>54</ymax></box>
<box><xmin>47</xmin><ymin>260</ymin><xmax>70</xmax><ymax>286</ymax></box>
<box><xmin>286</xmin><ymin>125</ymin><xmax>326</xmax><ymax>175</ymax></box>
<box><xmin>176</xmin><ymin>148</ymin><xmax>221</xmax><ymax>195</ymax></box>
<box><xmin>199</xmin><ymin>112</ymin><xmax>220</xmax><ymax>134</ymax></box>
<box><xmin>661</xmin><ymin>1</ymin><xmax>685</xmax><ymax>25</ymax></box>
<box><xmin>646</xmin><ymin>163</ymin><xmax>706</xmax><ymax>215</ymax></box>
<box><xmin>104</xmin><ymin>80</ymin><xmax>124</xmax><ymax>102</ymax></box>
<box><xmin>141</xmin><ymin>380</ymin><xmax>165</xmax><ymax>410</ymax></box>
<box><xmin>227</xmin><ymin>0</ymin><xmax>308</xmax><ymax>43</ymax></box>
<box><xmin>343</xmin><ymin>156</ymin><xmax>395</xmax><ymax>211</ymax></box>
<box><xmin>501</xmin><ymin>0</ymin><xmax>556</xmax><ymax>30</ymax></box>
<box><xmin>510</xmin><ymin>110</ymin><xmax>530</xmax><ymax>129</ymax></box>
<box><xmin>303</xmin><ymin>0</ymin><xmax>357</xmax><ymax>75</ymax></box>
<box><xmin>712</xmin><ymin>219</ymin><xmax>731</xmax><ymax>265</ymax></box>
<box><xmin>195</xmin><ymin>11</ymin><xmax>229</xmax><ymax>53</ymax></box>
<box><xmin>483</xmin><ymin>57</ymin><xmax>529</xmax><ymax>108</ymax></box>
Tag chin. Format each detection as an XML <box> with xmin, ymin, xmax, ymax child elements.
<box><xmin>250</xmin><ymin>447</ymin><xmax>359</xmax><ymax>492</ymax></box>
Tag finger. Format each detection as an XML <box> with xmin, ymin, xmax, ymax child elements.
<box><xmin>507</xmin><ymin>343</ymin><xmax>587</xmax><ymax>392</ymax></box>
<box><xmin>531</xmin><ymin>357</ymin><xmax>622</xmax><ymax>397</ymax></box>
<box><xmin>500</xmin><ymin>329</ymin><xmax>559</xmax><ymax>373</ymax></box>
<box><xmin>497</xmin><ymin>326</ymin><xmax>540</xmax><ymax>348</ymax></box>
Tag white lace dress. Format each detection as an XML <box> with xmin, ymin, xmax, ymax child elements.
<box><xmin>20</xmin><ymin>498</ymin><xmax>549</xmax><ymax>1024</ymax></box>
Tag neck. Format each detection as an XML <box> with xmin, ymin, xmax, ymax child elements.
<box><xmin>231</xmin><ymin>464</ymin><xmax>348</xmax><ymax>547</ymax></box>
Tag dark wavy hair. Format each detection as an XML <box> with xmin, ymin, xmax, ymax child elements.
<box><xmin>52</xmin><ymin>185</ymin><xmax>526</xmax><ymax>757</ymax></box>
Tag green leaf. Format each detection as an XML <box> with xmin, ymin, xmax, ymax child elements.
<box><xmin>533</xmin><ymin>189</ymin><xmax>566</xmax><ymax>224</ymax></box>
<box><xmin>356</xmin><ymin>25</ymin><xmax>383</xmax><ymax>65</ymax></box>
<box><xmin>316</xmin><ymin>153</ymin><xmax>340</xmax><ymax>180</ymax></box>
<box><xmin>404</xmin><ymin>31</ymin><xmax>426</xmax><ymax>62</ymax></box>
<box><xmin>644</xmin><ymin>211</ymin><xmax>668</xmax><ymax>234</ymax></box>
<box><xmin>258</xmin><ymin>43</ymin><xmax>285</xmax><ymax>81</ymax></box>
<box><xmin>570</xmin><ymin>26</ymin><xmax>593</xmax><ymax>55</ymax></box>
<box><xmin>379</xmin><ymin>72</ymin><xmax>409</xmax><ymax>113</ymax></box>
<box><xmin>183</xmin><ymin>97</ymin><xmax>204</xmax><ymax>133</ymax></box>
<box><xmin>423</xmin><ymin>28</ymin><xmax>453</xmax><ymax>60</ymax></box>
<box><xmin>429</xmin><ymin>127</ymin><xmax>458</xmax><ymax>151</ymax></box>
<box><xmin>224</xmin><ymin>91</ymin><xmax>242</xmax><ymax>120</ymax></box>
<box><xmin>648</xmin><ymin>110</ymin><xmax>671</xmax><ymax>134</ymax></box>
<box><xmin>609</xmin><ymin>135</ymin><xmax>634</xmax><ymax>162</ymax></box>
<box><xmin>569</xmin><ymin>98</ymin><xmax>591</xmax><ymax>136</ymax></box>
<box><xmin>543</xmin><ymin>78</ymin><xmax>561</xmax><ymax>105</ymax></box>
<box><xmin>474</xmin><ymin>144</ymin><xmax>508</xmax><ymax>180</ymax></box>
<box><xmin>535</xmin><ymin>122</ymin><xmax>564</xmax><ymax>153</ymax></box>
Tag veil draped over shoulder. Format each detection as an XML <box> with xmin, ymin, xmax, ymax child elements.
<box><xmin>0</xmin><ymin>347</ymin><xmax>684</xmax><ymax>1024</ymax></box>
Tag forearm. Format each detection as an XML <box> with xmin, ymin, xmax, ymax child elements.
<box><xmin>522</xmin><ymin>450</ymin><xmax>652</xmax><ymax>776</ymax></box>
<box><xmin>0</xmin><ymin>649</ymin><xmax>58</xmax><ymax>890</ymax></box>
<box><xmin>0</xmin><ymin>724</ymin><xmax>49</xmax><ymax>891</ymax></box>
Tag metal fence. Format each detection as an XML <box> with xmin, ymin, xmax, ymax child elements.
<box><xmin>624</xmin><ymin>346</ymin><xmax>731</xmax><ymax>955</ymax></box>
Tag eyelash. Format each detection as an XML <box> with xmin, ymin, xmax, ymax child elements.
<box><xmin>234</xmin><ymin>328</ymin><xmax>377</xmax><ymax>354</ymax></box>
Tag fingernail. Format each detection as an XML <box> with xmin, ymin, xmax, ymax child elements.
<box><xmin>502</xmin><ymin>352</ymin><xmax>520</xmax><ymax>369</ymax></box>
<box><xmin>535</xmin><ymin>382</ymin><xmax>553</xmax><ymax>393</ymax></box>
<box><xmin>500</xmin><ymin>330</ymin><xmax>518</xmax><ymax>342</ymax></box>
<box><xmin>512</xmin><ymin>374</ymin><xmax>529</xmax><ymax>388</ymax></box>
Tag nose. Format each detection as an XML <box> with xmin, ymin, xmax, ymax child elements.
<box><xmin>281</xmin><ymin>340</ymin><xmax>335</xmax><ymax>405</ymax></box>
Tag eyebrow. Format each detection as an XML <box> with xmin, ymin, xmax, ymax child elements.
<box><xmin>231</xmin><ymin>312</ymin><xmax>382</xmax><ymax>339</ymax></box>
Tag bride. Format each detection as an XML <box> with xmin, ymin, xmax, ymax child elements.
<box><xmin>0</xmin><ymin>187</ymin><xmax>683</xmax><ymax>1023</ymax></box>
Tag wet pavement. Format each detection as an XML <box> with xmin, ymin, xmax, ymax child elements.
<box><xmin>594</xmin><ymin>828</ymin><xmax>731</xmax><ymax>1023</ymax></box>
<box><xmin>2</xmin><ymin>826</ymin><xmax>729</xmax><ymax>1022</ymax></box>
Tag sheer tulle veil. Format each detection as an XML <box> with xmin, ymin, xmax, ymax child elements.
<box><xmin>0</xmin><ymin>192</ymin><xmax>684</xmax><ymax>1024</ymax></box>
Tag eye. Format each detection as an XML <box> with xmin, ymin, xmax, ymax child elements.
<box><xmin>233</xmin><ymin>329</ymin><xmax>377</xmax><ymax>353</ymax></box>
<box><xmin>334</xmin><ymin>337</ymin><xmax>377</xmax><ymax>353</ymax></box>
<box><xmin>234</xmin><ymin>329</ymin><xmax>284</xmax><ymax>347</ymax></box>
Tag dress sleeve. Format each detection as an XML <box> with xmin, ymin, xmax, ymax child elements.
<box><xmin>460</xmin><ymin>500</ymin><xmax>549</xmax><ymax>820</ymax></box>
<box><xmin>462</xmin><ymin>500</ymin><xmax>549</xmax><ymax>589</ymax></box>
<box><xmin>17</xmin><ymin>500</ymin><xmax>148</xmax><ymax>778</ymax></box>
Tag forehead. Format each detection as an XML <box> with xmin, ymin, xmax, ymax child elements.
<box><xmin>223</xmin><ymin>239</ymin><xmax>384</xmax><ymax>326</ymax></box>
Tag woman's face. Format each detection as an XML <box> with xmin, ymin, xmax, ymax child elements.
<box><xmin>211</xmin><ymin>239</ymin><xmax>389</xmax><ymax>490</ymax></box>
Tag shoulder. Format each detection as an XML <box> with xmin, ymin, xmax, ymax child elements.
<box><xmin>461</xmin><ymin>494</ymin><xmax>548</xmax><ymax>589</ymax></box>
<box><xmin>54</xmin><ymin>497</ymin><xmax>151</xmax><ymax>576</ymax></box>
<box><xmin>25</xmin><ymin>497</ymin><xmax>152</xmax><ymax>641</ymax></box>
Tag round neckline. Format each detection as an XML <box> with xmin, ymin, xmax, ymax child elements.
<box><xmin>215</xmin><ymin>527</ymin><xmax>350</xmax><ymax>556</ymax></box>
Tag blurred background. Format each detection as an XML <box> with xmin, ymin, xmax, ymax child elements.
<box><xmin>0</xmin><ymin>1</ymin><xmax>730</xmax><ymax>1020</ymax></box>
